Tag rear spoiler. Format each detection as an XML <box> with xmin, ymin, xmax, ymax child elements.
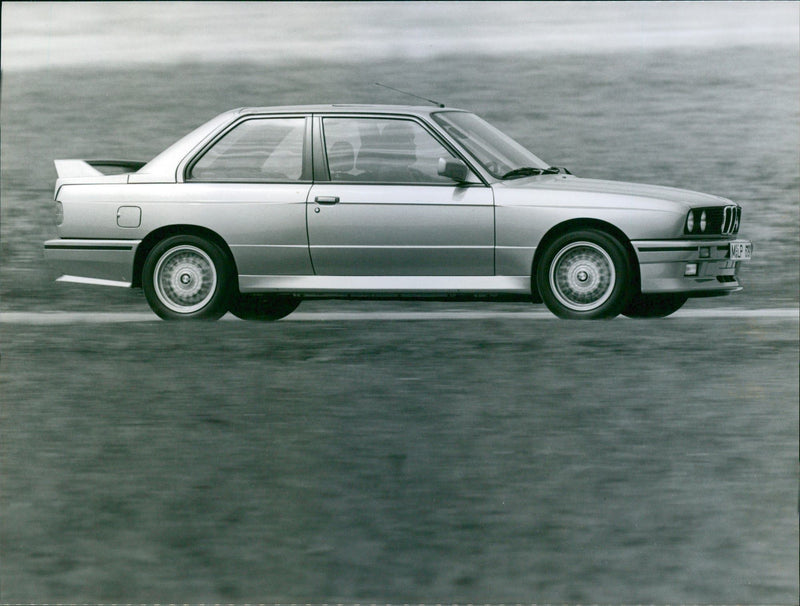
<box><xmin>54</xmin><ymin>159</ymin><xmax>147</xmax><ymax>178</ymax></box>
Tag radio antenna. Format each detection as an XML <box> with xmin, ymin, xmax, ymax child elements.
<box><xmin>375</xmin><ymin>83</ymin><xmax>445</xmax><ymax>108</ymax></box>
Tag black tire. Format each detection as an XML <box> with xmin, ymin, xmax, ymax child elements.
<box><xmin>142</xmin><ymin>235</ymin><xmax>233</xmax><ymax>320</ymax></box>
<box><xmin>536</xmin><ymin>229</ymin><xmax>632</xmax><ymax>319</ymax></box>
<box><xmin>228</xmin><ymin>293</ymin><xmax>301</xmax><ymax>321</ymax></box>
<box><xmin>622</xmin><ymin>293</ymin><xmax>687</xmax><ymax>318</ymax></box>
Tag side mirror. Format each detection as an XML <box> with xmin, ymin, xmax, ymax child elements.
<box><xmin>437</xmin><ymin>157</ymin><xmax>469</xmax><ymax>183</ymax></box>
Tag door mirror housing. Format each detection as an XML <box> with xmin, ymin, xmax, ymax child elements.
<box><xmin>437</xmin><ymin>157</ymin><xmax>469</xmax><ymax>183</ymax></box>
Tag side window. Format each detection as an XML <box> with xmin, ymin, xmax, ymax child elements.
<box><xmin>323</xmin><ymin>117</ymin><xmax>461</xmax><ymax>184</ymax></box>
<box><xmin>189</xmin><ymin>118</ymin><xmax>306</xmax><ymax>181</ymax></box>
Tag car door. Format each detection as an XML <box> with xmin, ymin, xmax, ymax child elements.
<box><xmin>182</xmin><ymin>115</ymin><xmax>314</xmax><ymax>277</ymax></box>
<box><xmin>307</xmin><ymin>115</ymin><xmax>494</xmax><ymax>276</ymax></box>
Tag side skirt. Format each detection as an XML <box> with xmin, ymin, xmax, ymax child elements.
<box><xmin>239</xmin><ymin>275</ymin><xmax>532</xmax><ymax>297</ymax></box>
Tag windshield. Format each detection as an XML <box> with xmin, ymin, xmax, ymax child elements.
<box><xmin>431</xmin><ymin>111</ymin><xmax>549</xmax><ymax>178</ymax></box>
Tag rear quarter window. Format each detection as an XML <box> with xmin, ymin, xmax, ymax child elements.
<box><xmin>188</xmin><ymin>118</ymin><xmax>306</xmax><ymax>181</ymax></box>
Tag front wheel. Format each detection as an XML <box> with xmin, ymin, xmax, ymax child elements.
<box><xmin>622</xmin><ymin>293</ymin><xmax>687</xmax><ymax>318</ymax></box>
<box><xmin>228</xmin><ymin>293</ymin><xmax>301</xmax><ymax>321</ymax></box>
<box><xmin>536</xmin><ymin>229</ymin><xmax>632</xmax><ymax>319</ymax></box>
<box><xmin>142</xmin><ymin>235</ymin><xmax>233</xmax><ymax>320</ymax></box>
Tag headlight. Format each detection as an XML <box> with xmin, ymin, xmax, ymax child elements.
<box><xmin>699</xmin><ymin>210</ymin><xmax>707</xmax><ymax>233</ymax></box>
<box><xmin>686</xmin><ymin>211</ymin><xmax>695</xmax><ymax>233</ymax></box>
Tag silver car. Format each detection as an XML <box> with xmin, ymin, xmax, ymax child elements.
<box><xmin>44</xmin><ymin>105</ymin><xmax>752</xmax><ymax>320</ymax></box>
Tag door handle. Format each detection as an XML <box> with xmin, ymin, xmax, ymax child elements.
<box><xmin>315</xmin><ymin>196</ymin><xmax>340</xmax><ymax>205</ymax></box>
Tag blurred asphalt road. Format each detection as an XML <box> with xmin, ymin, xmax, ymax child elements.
<box><xmin>1</xmin><ymin>314</ymin><xmax>797</xmax><ymax>602</ymax></box>
<box><xmin>2</xmin><ymin>307</ymin><xmax>798</xmax><ymax>324</ymax></box>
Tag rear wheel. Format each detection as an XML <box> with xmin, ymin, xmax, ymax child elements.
<box><xmin>622</xmin><ymin>293</ymin><xmax>687</xmax><ymax>318</ymax></box>
<box><xmin>228</xmin><ymin>293</ymin><xmax>301</xmax><ymax>321</ymax></box>
<box><xmin>536</xmin><ymin>229</ymin><xmax>632</xmax><ymax>319</ymax></box>
<box><xmin>142</xmin><ymin>235</ymin><xmax>233</xmax><ymax>320</ymax></box>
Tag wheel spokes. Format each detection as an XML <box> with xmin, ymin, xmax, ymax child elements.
<box><xmin>549</xmin><ymin>242</ymin><xmax>615</xmax><ymax>311</ymax></box>
<box><xmin>154</xmin><ymin>245</ymin><xmax>217</xmax><ymax>313</ymax></box>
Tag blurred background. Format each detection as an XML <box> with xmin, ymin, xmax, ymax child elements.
<box><xmin>1</xmin><ymin>2</ymin><xmax>798</xmax><ymax>603</ymax></box>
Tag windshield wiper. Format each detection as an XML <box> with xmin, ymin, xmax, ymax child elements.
<box><xmin>501</xmin><ymin>166</ymin><xmax>561</xmax><ymax>179</ymax></box>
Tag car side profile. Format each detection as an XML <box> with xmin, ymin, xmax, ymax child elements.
<box><xmin>44</xmin><ymin>104</ymin><xmax>752</xmax><ymax>320</ymax></box>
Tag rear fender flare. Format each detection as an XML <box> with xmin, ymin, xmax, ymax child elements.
<box><xmin>132</xmin><ymin>225</ymin><xmax>236</xmax><ymax>288</ymax></box>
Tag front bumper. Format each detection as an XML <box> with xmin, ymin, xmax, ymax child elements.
<box><xmin>633</xmin><ymin>238</ymin><xmax>751</xmax><ymax>296</ymax></box>
<box><xmin>44</xmin><ymin>239</ymin><xmax>141</xmax><ymax>286</ymax></box>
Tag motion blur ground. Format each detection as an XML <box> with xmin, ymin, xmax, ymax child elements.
<box><xmin>1</xmin><ymin>316</ymin><xmax>797</xmax><ymax>602</ymax></box>
<box><xmin>1</xmin><ymin>2</ymin><xmax>799</xmax><ymax>603</ymax></box>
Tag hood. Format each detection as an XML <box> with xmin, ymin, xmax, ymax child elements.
<box><xmin>497</xmin><ymin>174</ymin><xmax>733</xmax><ymax>210</ymax></box>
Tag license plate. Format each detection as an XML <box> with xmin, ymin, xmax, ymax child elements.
<box><xmin>730</xmin><ymin>241</ymin><xmax>752</xmax><ymax>261</ymax></box>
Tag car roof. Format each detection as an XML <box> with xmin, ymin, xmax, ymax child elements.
<box><xmin>235</xmin><ymin>104</ymin><xmax>467</xmax><ymax>117</ymax></box>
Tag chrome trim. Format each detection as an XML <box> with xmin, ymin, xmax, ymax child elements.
<box><xmin>723</xmin><ymin>206</ymin><xmax>733</xmax><ymax>234</ymax></box>
<box><xmin>721</xmin><ymin>205</ymin><xmax>741</xmax><ymax>235</ymax></box>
